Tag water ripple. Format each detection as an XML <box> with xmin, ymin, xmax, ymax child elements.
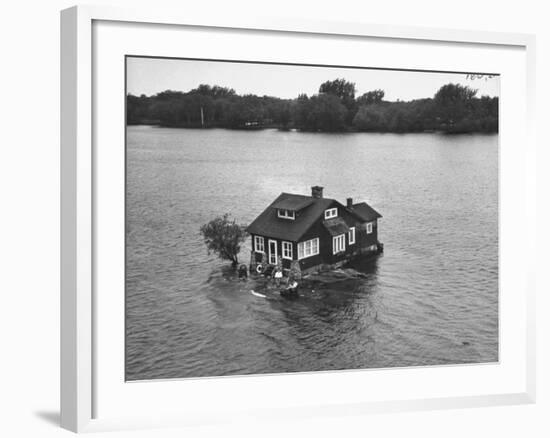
<box><xmin>125</xmin><ymin>127</ymin><xmax>498</xmax><ymax>380</ymax></box>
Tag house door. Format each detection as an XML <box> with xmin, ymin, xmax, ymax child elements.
<box><xmin>268</xmin><ymin>240</ymin><xmax>277</xmax><ymax>265</ymax></box>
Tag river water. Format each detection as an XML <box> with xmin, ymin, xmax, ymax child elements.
<box><xmin>125</xmin><ymin>126</ymin><xmax>498</xmax><ymax>380</ymax></box>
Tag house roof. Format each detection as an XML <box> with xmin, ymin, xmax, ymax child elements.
<box><xmin>271</xmin><ymin>197</ymin><xmax>314</xmax><ymax>211</ymax></box>
<box><xmin>349</xmin><ymin>202</ymin><xmax>383</xmax><ymax>222</ymax></box>
<box><xmin>322</xmin><ymin>217</ymin><xmax>350</xmax><ymax>236</ymax></box>
<box><xmin>246</xmin><ymin>192</ymin><xmax>382</xmax><ymax>242</ymax></box>
<box><xmin>348</xmin><ymin>202</ymin><xmax>382</xmax><ymax>222</ymax></box>
<box><xmin>246</xmin><ymin>193</ymin><xmax>334</xmax><ymax>241</ymax></box>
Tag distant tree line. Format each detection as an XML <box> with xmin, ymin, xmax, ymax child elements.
<box><xmin>127</xmin><ymin>79</ymin><xmax>498</xmax><ymax>134</ymax></box>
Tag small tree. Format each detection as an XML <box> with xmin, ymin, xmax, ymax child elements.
<box><xmin>200</xmin><ymin>214</ymin><xmax>248</xmax><ymax>267</ymax></box>
<box><xmin>356</xmin><ymin>89</ymin><xmax>385</xmax><ymax>106</ymax></box>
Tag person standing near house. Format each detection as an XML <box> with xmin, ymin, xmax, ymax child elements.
<box><xmin>273</xmin><ymin>266</ymin><xmax>283</xmax><ymax>286</ymax></box>
<box><xmin>238</xmin><ymin>264</ymin><xmax>248</xmax><ymax>280</ymax></box>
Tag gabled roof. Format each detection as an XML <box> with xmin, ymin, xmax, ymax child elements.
<box><xmin>246</xmin><ymin>193</ymin><xmax>335</xmax><ymax>241</ymax></box>
<box><xmin>349</xmin><ymin>202</ymin><xmax>383</xmax><ymax>222</ymax></box>
<box><xmin>271</xmin><ymin>197</ymin><xmax>314</xmax><ymax>211</ymax></box>
<box><xmin>246</xmin><ymin>192</ymin><xmax>382</xmax><ymax>242</ymax></box>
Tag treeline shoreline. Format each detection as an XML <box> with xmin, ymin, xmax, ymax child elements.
<box><xmin>127</xmin><ymin>79</ymin><xmax>498</xmax><ymax>134</ymax></box>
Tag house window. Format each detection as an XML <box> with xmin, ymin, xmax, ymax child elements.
<box><xmin>282</xmin><ymin>241</ymin><xmax>293</xmax><ymax>259</ymax></box>
<box><xmin>254</xmin><ymin>236</ymin><xmax>265</xmax><ymax>253</ymax></box>
<box><xmin>277</xmin><ymin>209</ymin><xmax>295</xmax><ymax>220</ymax></box>
<box><xmin>349</xmin><ymin>227</ymin><xmax>356</xmax><ymax>244</ymax></box>
<box><xmin>268</xmin><ymin>239</ymin><xmax>278</xmax><ymax>265</ymax></box>
<box><xmin>366</xmin><ymin>222</ymin><xmax>373</xmax><ymax>234</ymax></box>
<box><xmin>333</xmin><ymin>234</ymin><xmax>346</xmax><ymax>254</ymax></box>
<box><xmin>324</xmin><ymin>208</ymin><xmax>337</xmax><ymax>219</ymax></box>
<box><xmin>298</xmin><ymin>238</ymin><xmax>320</xmax><ymax>259</ymax></box>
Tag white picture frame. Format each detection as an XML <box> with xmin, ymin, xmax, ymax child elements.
<box><xmin>60</xmin><ymin>4</ymin><xmax>536</xmax><ymax>433</ymax></box>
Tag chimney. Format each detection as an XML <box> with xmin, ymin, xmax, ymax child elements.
<box><xmin>346</xmin><ymin>197</ymin><xmax>353</xmax><ymax>208</ymax></box>
<box><xmin>311</xmin><ymin>186</ymin><xmax>324</xmax><ymax>199</ymax></box>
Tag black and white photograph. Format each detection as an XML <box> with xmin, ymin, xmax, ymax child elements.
<box><xmin>125</xmin><ymin>57</ymin><xmax>499</xmax><ymax>381</ymax></box>
<box><xmin>2</xmin><ymin>0</ymin><xmax>547</xmax><ymax>434</ymax></box>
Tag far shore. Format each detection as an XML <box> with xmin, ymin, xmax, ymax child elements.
<box><xmin>127</xmin><ymin>122</ymin><xmax>498</xmax><ymax>135</ymax></box>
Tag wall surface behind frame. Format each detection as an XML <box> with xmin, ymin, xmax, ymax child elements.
<box><xmin>0</xmin><ymin>0</ymin><xmax>547</xmax><ymax>437</ymax></box>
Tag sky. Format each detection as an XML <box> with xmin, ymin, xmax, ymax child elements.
<box><xmin>126</xmin><ymin>57</ymin><xmax>500</xmax><ymax>102</ymax></box>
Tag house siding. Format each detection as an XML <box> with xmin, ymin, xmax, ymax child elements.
<box><xmin>298</xmin><ymin>215</ymin><xmax>330</xmax><ymax>270</ymax></box>
<box><xmin>356</xmin><ymin>220</ymin><xmax>379</xmax><ymax>249</ymax></box>
<box><xmin>298</xmin><ymin>203</ymin><xmax>380</xmax><ymax>271</ymax></box>
<box><xmin>250</xmin><ymin>234</ymin><xmax>296</xmax><ymax>270</ymax></box>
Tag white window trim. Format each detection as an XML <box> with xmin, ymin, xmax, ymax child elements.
<box><xmin>282</xmin><ymin>241</ymin><xmax>293</xmax><ymax>260</ymax></box>
<box><xmin>254</xmin><ymin>236</ymin><xmax>265</xmax><ymax>253</ymax></box>
<box><xmin>366</xmin><ymin>222</ymin><xmax>373</xmax><ymax>234</ymax></box>
<box><xmin>324</xmin><ymin>208</ymin><xmax>338</xmax><ymax>219</ymax></box>
<box><xmin>349</xmin><ymin>227</ymin><xmax>356</xmax><ymax>244</ymax></box>
<box><xmin>333</xmin><ymin>234</ymin><xmax>346</xmax><ymax>255</ymax></box>
<box><xmin>277</xmin><ymin>209</ymin><xmax>295</xmax><ymax>220</ymax></box>
<box><xmin>297</xmin><ymin>238</ymin><xmax>320</xmax><ymax>260</ymax></box>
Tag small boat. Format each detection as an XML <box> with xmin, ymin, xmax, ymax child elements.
<box><xmin>251</xmin><ymin>290</ymin><xmax>267</xmax><ymax>298</ymax></box>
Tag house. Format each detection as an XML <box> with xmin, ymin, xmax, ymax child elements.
<box><xmin>246</xmin><ymin>186</ymin><xmax>382</xmax><ymax>275</ymax></box>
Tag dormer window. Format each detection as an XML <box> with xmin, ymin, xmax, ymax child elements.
<box><xmin>277</xmin><ymin>209</ymin><xmax>295</xmax><ymax>220</ymax></box>
<box><xmin>324</xmin><ymin>208</ymin><xmax>337</xmax><ymax>219</ymax></box>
